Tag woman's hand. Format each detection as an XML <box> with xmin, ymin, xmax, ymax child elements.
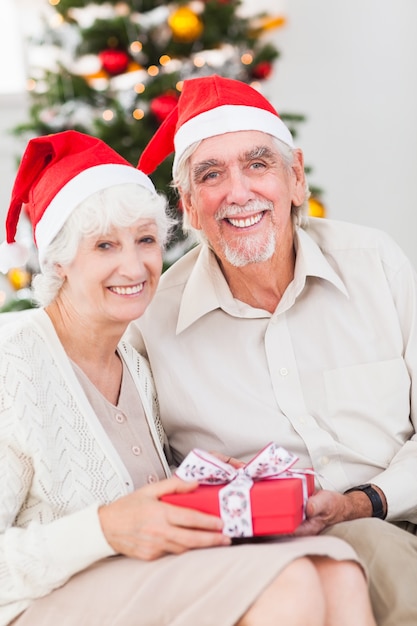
<box><xmin>98</xmin><ymin>476</ymin><xmax>231</xmax><ymax>561</ymax></box>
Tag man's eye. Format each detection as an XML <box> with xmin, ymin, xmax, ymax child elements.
<box><xmin>202</xmin><ymin>171</ymin><xmax>219</xmax><ymax>182</ymax></box>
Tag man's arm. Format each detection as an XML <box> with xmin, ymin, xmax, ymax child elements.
<box><xmin>295</xmin><ymin>486</ymin><xmax>387</xmax><ymax>536</ymax></box>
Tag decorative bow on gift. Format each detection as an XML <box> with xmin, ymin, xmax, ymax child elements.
<box><xmin>175</xmin><ymin>442</ymin><xmax>311</xmax><ymax>537</ymax></box>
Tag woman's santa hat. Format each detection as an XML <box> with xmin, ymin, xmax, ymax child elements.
<box><xmin>0</xmin><ymin>130</ymin><xmax>155</xmax><ymax>273</ymax></box>
<box><xmin>138</xmin><ymin>74</ymin><xmax>294</xmax><ymax>177</ymax></box>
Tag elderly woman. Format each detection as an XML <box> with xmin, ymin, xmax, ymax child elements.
<box><xmin>0</xmin><ymin>131</ymin><xmax>375</xmax><ymax>626</ymax></box>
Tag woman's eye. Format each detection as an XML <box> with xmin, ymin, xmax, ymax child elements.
<box><xmin>139</xmin><ymin>236</ymin><xmax>157</xmax><ymax>244</ymax></box>
<box><xmin>97</xmin><ymin>242</ymin><xmax>112</xmax><ymax>250</ymax></box>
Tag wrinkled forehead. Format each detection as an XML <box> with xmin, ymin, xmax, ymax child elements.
<box><xmin>190</xmin><ymin>129</ymin><xmax>277</xmax><ymax>164</ymax></box>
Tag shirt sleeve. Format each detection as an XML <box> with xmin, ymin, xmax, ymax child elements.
<box><xmin>367</xmin><ymin>252</ymin><xmax>417</xmax><ymax>521</ymax></box>
<box><xmin>0</xmin><ymin>504</ymin><xmax>115</xmax><ymax>605</ymax></box>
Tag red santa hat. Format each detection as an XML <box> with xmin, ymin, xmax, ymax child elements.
<box><xmin>138</xmin><ymin>74</ymin><xmax>294</xmax><ymax>177</ymax></box>
<box><xmin>0</xmin><ymin>130</ymin><xmax>155</xmax><ymax>273</ymax></box>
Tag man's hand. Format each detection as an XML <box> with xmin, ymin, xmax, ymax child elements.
<box><xmin>98</xmin><ymin>476</ymin><xmax>231</xmax><ymax>561</ymax></box>
<box><xmin>209</xmin><ymin>451</ymin><xmax>245</xmax><ymax>469</ymax></box>
<box><xmin>294</xmin><ymin>488</ymin><xmax>376</xmax><ymax>536</ymax></box>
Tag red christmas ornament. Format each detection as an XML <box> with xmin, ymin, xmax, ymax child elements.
<box><xmin>251</xmin><ymin>61</ymin><xmax>273</xmax><ymax>80</ymax></box>
<box><xmin>150</xmin><ymin>92</ymin><xmax>179</xmax><ymax>123</ymax></box>
<box><xmin>99</xmin><ymin>49</ymin><xmax>130</xmax><ymax>76</ymax></box>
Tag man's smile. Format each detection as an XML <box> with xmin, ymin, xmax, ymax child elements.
<box><xmin>226</xmin><ymin>212</ymin><xmax>264</xmax><ymax>228</ymax></box>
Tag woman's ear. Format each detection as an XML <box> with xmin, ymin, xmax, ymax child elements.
<box><xmin>54</xmin><ymin>263</ymin><xmax>66</xmax><ymax>280</ymax></box>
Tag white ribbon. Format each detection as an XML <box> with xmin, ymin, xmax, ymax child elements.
<box><xmin>176</xmin><ymin>442</ymin><xmax>308</xmax><ymax>537</ymax></box>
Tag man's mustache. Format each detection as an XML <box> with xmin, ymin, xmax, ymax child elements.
<box><xmin>215</xmin><ymin>199</ymin><xmax>274</xmax><ymax>221</ymax></box>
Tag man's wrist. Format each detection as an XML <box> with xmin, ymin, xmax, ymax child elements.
<box><xmin>344</xmin><ymin>483</ymin><xmax>387</xmax><ymax>520</ymax></box>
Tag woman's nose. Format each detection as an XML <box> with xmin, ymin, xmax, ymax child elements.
<box><xmin>118</xmin><ymin>245</ymin><xmax>144</xmax><ymax>277</ymax></box>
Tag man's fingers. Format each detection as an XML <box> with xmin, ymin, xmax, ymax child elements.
<box><xmin>209</xmin><ymin>451</ymin><xmax>245</xmax><ymax>469</ymax></box>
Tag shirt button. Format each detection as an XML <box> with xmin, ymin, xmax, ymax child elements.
<box><xmin>132</xmin><ymin>445</ymin><xmax>142</xmax><ymax>456</ymax></box>
<box><xmin>147</xmin><ymin>474</ymin><xmax>157</xmax><ymax>484</ymax></box>
<box><xmin>115</xmin><ymin>413</ymin><xmax>125</xmax><ymax>423</ymax></box>
<box><xmin>280</xmin><ymin>367</ymin><xmax>288</xmax><ymax>376</ymax></box>
<box><xmin>320</xmin><ymin>456</ymin><xmax>329</xmax><ymax>466</ymax></box>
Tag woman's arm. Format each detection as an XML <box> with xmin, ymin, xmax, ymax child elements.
<box><xmin>0</xmin><ymin>504</ymin><xmax>115</xmax><ymax>604</ymax></box>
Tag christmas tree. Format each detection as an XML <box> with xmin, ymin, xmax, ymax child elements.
<box><xmin>13</xmin><ymin>1</ymin><xmax>309</xmax><ymax>249</ymax></box>
<box><xmin>3</xmin><ymin>0</ymin><xmax>322</xmax><ymax>312</ymax></box>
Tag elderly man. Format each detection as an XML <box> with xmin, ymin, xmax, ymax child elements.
<box><xmin>130</xmin><ymin>75</ymin><xmax>417</xmax><ymax>625</ymax></box>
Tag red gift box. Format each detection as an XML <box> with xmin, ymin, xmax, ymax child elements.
<box><xmin>162</xmin><ymin>473</ymin><xmax>315</xmax><ymax>537</ymax></box>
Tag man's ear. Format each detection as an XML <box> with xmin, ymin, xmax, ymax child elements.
<box><xmin>291</xmin><ymin>149</ymin><xmax>307</xmax><ymax>207</ymax></box>
<box><xmin>181</xmin><ymin>191</ymin><xmax>201</xmax><ymax>230</ymax></box>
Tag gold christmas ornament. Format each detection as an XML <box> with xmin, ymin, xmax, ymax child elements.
<box><xmin>7</xmin><ymin>268</ymin><xmax>32</xmax><ymax>291</ymax></box>
<box><xmin>308</xmin><ymin>197</ymin><xmax>327</xmax><ymax>218</ymax></box>
<box><xmin>249</xmin><ymin>14</ymin><xmax>286</xmax><ymax>37</ymax></box>
<box><xmin>253</xmin><ymin>15</ymin><xmax>285</xmax><ymax>31</ymax></box>
<box><xmin>84</xmin><ymin>68</ymin><xmax>109</xmax><ymax>82</ymax></box>
<box><xmin>168</xmin><ymin>7</ymin><xmax>203</xmax><ymax>43</ymax></box>
<box><xmin>126</xmin><ymin>61</ymin><xmax>142</xmax><ymax>73</ymax></box>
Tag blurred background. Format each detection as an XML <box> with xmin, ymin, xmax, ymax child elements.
<box><xmin>0</xmin><ymin>0</ymin><xmax>416</xmax><ymax>309</ymax></box>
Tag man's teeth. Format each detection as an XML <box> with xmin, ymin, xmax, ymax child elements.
<box><xmin>227</xmin><ymin>213</ymin><xmax>263</xmax><ymax>228</ymax></box>
<box><xmin>110</xmin><ymin>284</ymin><xmax>143</xmax><ymax>295</ymax></box>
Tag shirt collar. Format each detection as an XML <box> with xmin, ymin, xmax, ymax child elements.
<box><xmin>177</xmin><ymin>245</ymin><xmax>237</xmax><ymax>333</ymax></box>
<box><xmin>176</xmin><ymin>224</ymin><xmax>348</xmax><ymax>333</ymax></box>
<box><xmin>283</xmin><ymin>226</ymin><xmax>349</xmax><ymax>306</ymax></box>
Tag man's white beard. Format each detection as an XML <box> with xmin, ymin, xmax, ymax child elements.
<box><xmin>222</xmin><ymin>228</ymin><xmax>276</xmax><ymax>267</ymax></box>
<box><xmin>215</xmin><ymin>199</ymin><xmax>276</xmax><ymax>267</ymax></box>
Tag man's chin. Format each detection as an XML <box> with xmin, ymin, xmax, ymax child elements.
<box><xmin>223</xmin><ymin>242</ymin><xmax>275</xmax><ymax>267</ymax></box>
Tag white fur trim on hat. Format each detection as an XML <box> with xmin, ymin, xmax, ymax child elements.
<box><xmin>172</xmin><ymin>104</ymin><xmax>294</xmax><ymax>174</ymax></box>
<box><xmin>35</xmin><ymin>163</ymin><xmax>155</xmax><ymax>265</ymax></box>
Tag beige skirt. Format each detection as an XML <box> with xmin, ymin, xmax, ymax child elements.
<box><xmin>12</xmin><ymin>535</ymin><xmax>361</xmax><ymax>626</ymax></box>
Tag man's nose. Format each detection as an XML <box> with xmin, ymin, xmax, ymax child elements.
<box><xmin>224</xmin><ymin>167</ymin><xmax>254</xmax><ymax>206</ymax></box>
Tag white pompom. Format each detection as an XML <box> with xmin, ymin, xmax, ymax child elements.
<box><xmin>0</xmin><ymin>241</ymin><xmax>30</xmax><ymax>274</ymax></box>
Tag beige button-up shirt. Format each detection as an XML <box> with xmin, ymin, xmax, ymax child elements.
<box><xmin>129</xmin><ymin>218</ymin><xmax>417</xmax><ymax>523</ymax></box>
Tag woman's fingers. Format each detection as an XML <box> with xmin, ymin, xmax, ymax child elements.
<box><xmin>98</xmin><ymin>477</ymin><xmax>231</xmax><ymax>560</ymax></box>
<box><xmin>129</xmin><ymin>524</ymin><xmax>231</xmax><ymax>561</ymax></box>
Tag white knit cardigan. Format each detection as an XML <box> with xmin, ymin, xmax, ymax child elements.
<box><xmin>0</xmin><ymin>309</ymin><xmax>170</xmax><ymax>625</ymax></box>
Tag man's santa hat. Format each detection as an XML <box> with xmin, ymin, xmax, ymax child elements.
<box><xmin>138</xmin><ymin>74</ymin><xmax>294</xmax><ymax>177</ymax></box>
<box><xmin>0</xmin><ymin>130</ymin><xmax>155</xmax><ymax>273</ymax></box>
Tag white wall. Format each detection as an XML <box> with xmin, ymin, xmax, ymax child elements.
<box><xmin>265</xmin><ymin>0</ymin><xmax>417</xmax><ymax>267</ymax></box>
<box><xmin>0</xmin><ymin>0</ymin><xmax>41</xmax><ymax>244</ymax></box>
<box><xmin>1</xmin><ymin>0</ymin><xmax>417</xmax><ymax>267</ymax></box>
<box><xmin>0</xmin><ymin>95</ymin><xmax>28</xmax><ymax>227</ymax></box>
